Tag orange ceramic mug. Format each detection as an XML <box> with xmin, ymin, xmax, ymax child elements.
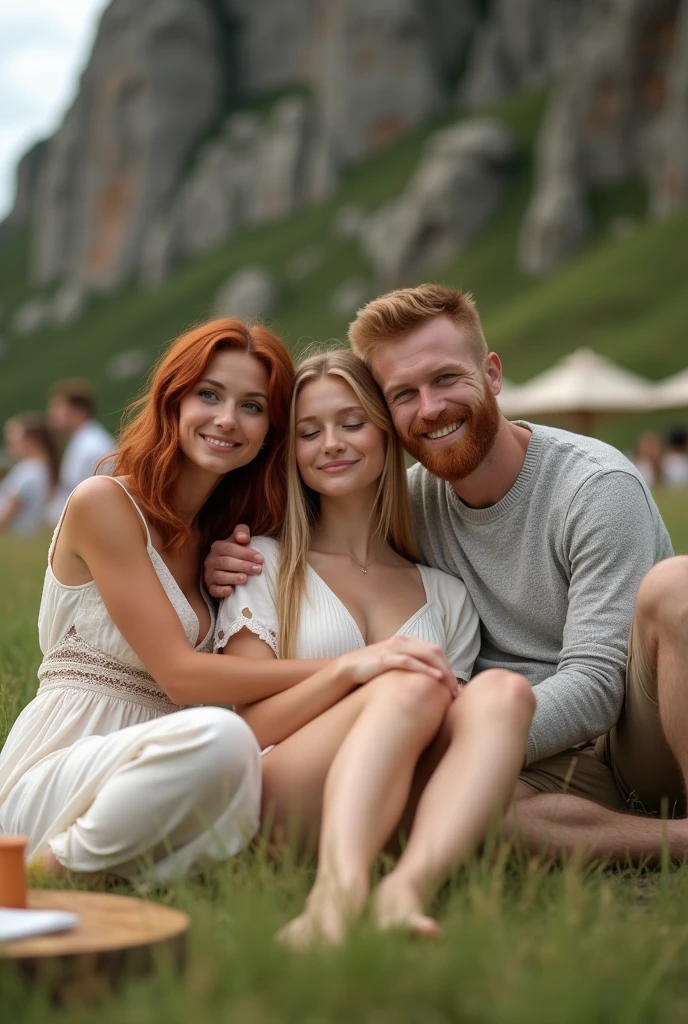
<box><xmin>0</xmin><ymin>835</ymin><xmax>28</xmax><ymax>908</ymax></box>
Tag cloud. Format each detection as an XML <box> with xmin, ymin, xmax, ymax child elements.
<box><xmin>0</xmin><ymin>0</ymin><xmax>109</xmax><ymax>219</ymax></box>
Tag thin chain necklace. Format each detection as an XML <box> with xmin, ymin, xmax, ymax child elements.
<box><xmin>344</xmin><ymin>551</ymin><xmax>379</xmax><ymax>574</ymax></box>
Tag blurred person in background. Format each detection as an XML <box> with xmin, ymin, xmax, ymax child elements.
<box><xmin>46</xmin><ymin>379</ymin><xmax>114</xmax><ymax>524</ymax></box>
<box><xmin>661</xmin><ymin>425</ymin><xmax>688</xmax><ymax>489</ymax></box>
<box><xmin>0</xmin><ymin>413</ymin><xmax>59</xmax><ymax>534</ymax></box>
<box><xmin>633</xmin><ymin>431</ymin><xmax>663</xmax><ymax>489</ymax></box>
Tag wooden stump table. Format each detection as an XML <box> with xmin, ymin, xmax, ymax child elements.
<box><xmin>0</xmin><ymin>890</ymin><xmax>190</xmax><ymax>1001</ymax></box>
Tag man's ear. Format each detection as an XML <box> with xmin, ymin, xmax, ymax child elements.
<box><xmin>485</xmin><ymin>352</ymin><xmax>503</xmax><ymax>395</ymax></box>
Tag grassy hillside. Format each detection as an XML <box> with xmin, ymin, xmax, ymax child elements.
<box><xmin>0</xmin><ymin>88</ymin><xmax>686</xmax><ymax>449</ymax></box>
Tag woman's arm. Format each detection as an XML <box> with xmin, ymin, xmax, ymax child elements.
<box><xmin>61</xmin><ymin>478</ymin><xmax>328</xmax><ymax>705</ymax></box>
<box><xmin>223</xmin><ymin>628</ymin><xmax>352</xmax><ymax>747</ymax></box>
<box><xmin>224</xmin><ymin>627</ymin><xmax>459</xmax><ymax>749</ymax></box>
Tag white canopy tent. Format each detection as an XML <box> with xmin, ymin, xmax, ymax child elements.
<box><xmin>651</xmin><ymin>368</ymin><xmax>688</xmax><ymax>411</ymax></box>
<box><xmin>497</xmin><ymin>348</ymin><xmax>654</xmax><ymax>431</ymax></box>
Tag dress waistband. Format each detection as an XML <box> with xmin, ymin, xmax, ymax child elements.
<box><xmin>37</xmin><ymin>627</ymin><xmax>178</xmax><ymax>714</ymax></box>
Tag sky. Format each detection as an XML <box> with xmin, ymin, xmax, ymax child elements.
<box><xmin>0</xmin><ymin>0</ymin><xmax>110</xmax><ymax>220</ymax></box>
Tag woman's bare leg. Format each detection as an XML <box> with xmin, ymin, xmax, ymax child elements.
<box><xmin>373</xmin><ymin>670</ymin><xmax>535</xmax><ymax>934</ymax></box>
<box><xmin>263</xmin><ymin>670</ymin><xmax>451</xmax><ymax>947</ymax></box>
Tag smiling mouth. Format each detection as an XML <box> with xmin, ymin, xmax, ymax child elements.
<box><xmin>424</xmin><ymin>421</ymin><xmax>463</xmax><ymax>440</ymax></box>
<box><xmin>201</xmin><ymin>434</ymin><xmax>241</xmax><ymax>450</ymax></box>
<box><xmin>319</xmin><ymin>460</ymin><xmax>358</xmax><ymax>471</ymax></box>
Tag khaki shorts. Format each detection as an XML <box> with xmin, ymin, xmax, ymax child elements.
<box><xmin>519</xmin><ymin>624</ymin><xmax>684</xmax><ymax>817</ymax></box>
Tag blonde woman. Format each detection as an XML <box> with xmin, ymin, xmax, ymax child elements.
<box><xmin>215</xmin><ymin>351</ymin><xmax>534</xmax><ymax>946</ymax></box>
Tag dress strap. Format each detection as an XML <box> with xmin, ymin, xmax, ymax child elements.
<box><xmin>105</xmin><ymin>478</ymin><xmax>153</xmax><ymax>549</ymax></box>
<box><xmin>49</xmin><ymin>476</ymin><xmax>153</xmax><ymax>562</ymax></box>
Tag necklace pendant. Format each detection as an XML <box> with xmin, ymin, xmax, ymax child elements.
<box><xmin>361</xmin><ymin>567</ymin><xmax>368</xmax><ymax>574</ymax></box>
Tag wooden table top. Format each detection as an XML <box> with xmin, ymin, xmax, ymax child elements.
<box><xmin>0</xmin><ymin>889</ymin><xmax>190</xmax><ymax>960</ymax></box>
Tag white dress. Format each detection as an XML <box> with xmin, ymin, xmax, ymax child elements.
<box><xmin>0</xmin><ymin>480</ymin><xmax>261</xmax><ymax>881</ymax></box>
<box><xmin>215</xmin><ymin>536</ymin><xmax>480</xmax><ymax>680</ymax></box>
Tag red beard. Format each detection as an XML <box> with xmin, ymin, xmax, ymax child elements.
<box><xmin>402</xmin><ymin>383</ymin><xmax>501</xmax><ymax>481</ymax></box>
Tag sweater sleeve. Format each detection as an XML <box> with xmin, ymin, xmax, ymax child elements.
<box><xmin>525</xmin><ymin>470</ymin><xmax>670</xmax><ymax>764</ymax></box>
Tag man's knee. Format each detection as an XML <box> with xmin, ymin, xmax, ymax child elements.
<box><xmin>635</xmin><ymin>556</ymin><xmax>688</xmax><ymax>637</ymax></box>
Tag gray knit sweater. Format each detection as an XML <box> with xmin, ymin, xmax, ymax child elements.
<box><xmin>407</xmin><ymin>423</ymin><xmax>673</xmax><ymax>765</ymax></box>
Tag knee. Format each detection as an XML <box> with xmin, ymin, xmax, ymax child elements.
<box><xmin>183</xmin><ymin>707</ymin><xmax>261</xmax><ymax>788</ymax></box>
<box><xmin>463</xmin><ymin>669</ymin><xmax>535</xmax><ymax>725</ymax></box>
<box><xmin>635</xmin><ymin>556</ymin><xmax>688</xmax><ymax>636</ymax></box>
<box><xmin>375</xmin><ymin>669</ymin><xmax>450</xmax><ymax>717</ymax></box>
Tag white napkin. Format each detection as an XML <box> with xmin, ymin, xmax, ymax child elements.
<box><xmin>0</xmin><ymin>908</ymin><xmax>80</xmax><ymax>944</ymax></box>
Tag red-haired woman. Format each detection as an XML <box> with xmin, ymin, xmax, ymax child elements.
<box><xmin>0</xmin><ymin>319</ymin><xmax>312</xmax><ymax>881</ymax></box>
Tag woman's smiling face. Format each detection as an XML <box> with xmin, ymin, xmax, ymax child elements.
<box><xmin>294</xmin><ymin>375</ymin><xmax>386</xmax><ymax>498</ymax></box>
<box><xmin>178</xmin><ymin>347</ymin><xmax>271</xmax><ymax>477</ymax></box>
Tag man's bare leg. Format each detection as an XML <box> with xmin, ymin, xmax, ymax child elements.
<box><xmin>506</xmin><ymin>557</ymin><xmax>688</xmax><ymax>863</ymax></box>
<box><xmin>373</xmin><ymin>670</ymin><xmax>535</xmax><ymax>933</ymax></box>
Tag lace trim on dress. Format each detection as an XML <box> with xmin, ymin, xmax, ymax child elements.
<box><xmin>37</xmin><ymin>627</ymin><xmax>179</xmax><ymax>714</ymax></box>
<box><xmin>214</xmin><ymin>613</ymin><xmax>279</xmax><ymax>656</ymax></box>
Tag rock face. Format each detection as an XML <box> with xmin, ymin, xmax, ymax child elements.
<box><xmin>214</xmin><ymin>267</ymin><xmax>279</xmax><ymax>321</ymax></box>
<box><xmin>224</xmin><ymin>0</ymin><xmax>315</xmax><ymax>94</ymax></box>
<box><xmin>0</xmin><ymin>140</ymin><xmax>47</xmax><ymax>235</ymax></box>
<box><xmin>360</xmin><ymin>118</ymin><xmax>514</xmax><ymax>286</ymax></box>
<box><xmin>12</xmin><ymin>298</ymin><xmax>50</xmax><ymax>335</ymax></box>
<box><xmin>518</xmin><ymin>84</ymin><xmax>590</xmax><ymax>275</ymax></box>
<box><xmin>461</xmin><ymin>0</ymin><xmax>581</xmax><ymax>109</ymax></box>
<box><xmin>520</xmin><ymin>0</ymin><xmax>686</xmax><ymax>274</ymax></box>
<box><xmin>51</xmin><ymin>283</ymin><xmax>88</xmax><ymax>327</ymax></box>
<box><xmin>141</xmin><ymin>95</ymin><xmax>312</xmax><ymax>285</ymax></box>
<box><xmin>309</xmin><ymin>0</ymin><xmax>445</xmax><ymax>190</ymax></box>
<box><xmin>9</xmin><ymin>0</ymin><xmax>688</xmax><ymax>299</ymax></box>
<box><xmin>32</xmin><ymin>0</ymin><xmax>223</xmax><ymax>292</ymax></box>
<box><xmin>648</xmin><ymin>0</ymin><xmax>688</xmax><ymax>216</ymax></box>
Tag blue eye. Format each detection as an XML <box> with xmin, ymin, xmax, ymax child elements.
<box><xmin>243</xmin><ymin>402</ymin><xmax>264</xmax><ymax>414</ymax></box>
<box><xmin>198</xmin><ymin>388</ymin><xmax>218</xmax><ymax>401</ymax></box>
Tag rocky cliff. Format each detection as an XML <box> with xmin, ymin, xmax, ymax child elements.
<box><xmin>4</xmin><ymin>0</ymin><xmax>688</xmax><ymax>318</ymax></box>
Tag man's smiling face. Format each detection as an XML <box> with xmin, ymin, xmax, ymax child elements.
<box><xmin>369</xmin><ymin>314</ymin><xmax>503</xmax><ymax>482</ymax></box>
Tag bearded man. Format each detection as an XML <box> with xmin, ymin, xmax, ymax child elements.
<box><xmin>206</xmin><ymin>283</ymin><xmax>688</xmax><ymax>869</ymax></box>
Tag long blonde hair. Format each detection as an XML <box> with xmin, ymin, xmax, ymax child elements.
<box><xmin>277</xmin><ymin>349</ymin><xmax>418</xmax><ymax>658</ymax></box>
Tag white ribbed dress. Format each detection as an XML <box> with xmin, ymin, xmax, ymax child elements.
<box><xmin>215</xmin><ymin>536</ymin><xmax>480</xmax><ymax>680</ymax></box>
<box><xmin>0</xmin><ymin>480</ymin><xmax>262</xmax><ymax>881</ymax></box>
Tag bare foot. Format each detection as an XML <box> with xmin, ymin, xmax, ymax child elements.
<box><xmin>277</xmin><ymin>878</ymin><xmax>367</xmax><ymax>950</ymax></box>
<box><xmin>373</xmin><ymin>876</ymin><xmax>441</xmax><ymax>937</ymax></box>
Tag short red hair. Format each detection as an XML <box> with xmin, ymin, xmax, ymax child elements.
<box><xmin>349</xmin><ymin>284</ymin><xmax>487</xmax><ymax>364</ymax></box>
<box><xmin>113</xmin><ymin>318</ymin><xmax>294</xmax><ymax>550</ymax></box>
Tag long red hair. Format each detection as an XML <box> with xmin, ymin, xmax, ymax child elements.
<box><xmin>113</xmin><ymin>318</ymin><xmax>293</xmax><ymax>551</ymax></box>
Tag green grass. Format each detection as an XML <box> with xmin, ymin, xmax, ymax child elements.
<box><xmin>1</xmin><ymin>492</ymin><xmax>687</xmax><ymax>1019</ymax></box>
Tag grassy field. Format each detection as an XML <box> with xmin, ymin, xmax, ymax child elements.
<box><xmin>1</xmin><ymin>491</ymin><xmax>687</xmax><ymax>1020</ymax></box>
<box><xmin>1</xmin><ymin>88</ymin><xmax>686</xmax><ymax>454</ymax></box>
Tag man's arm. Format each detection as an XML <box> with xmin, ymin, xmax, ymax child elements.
<box><xmin>525</xmin><ymin>470</ymin><xmax>672</xmax><ymax>765</ymax></box>
<box><xmin>205</xmin><ymin>525</ymin><xmax>264</xmax><ymax>598</ymax></box>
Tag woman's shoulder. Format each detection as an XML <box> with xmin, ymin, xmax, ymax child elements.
<box><xmin>60</xmin><ymin>477</ymin><xmax>149</xmax><ymax>544</ymax></box>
